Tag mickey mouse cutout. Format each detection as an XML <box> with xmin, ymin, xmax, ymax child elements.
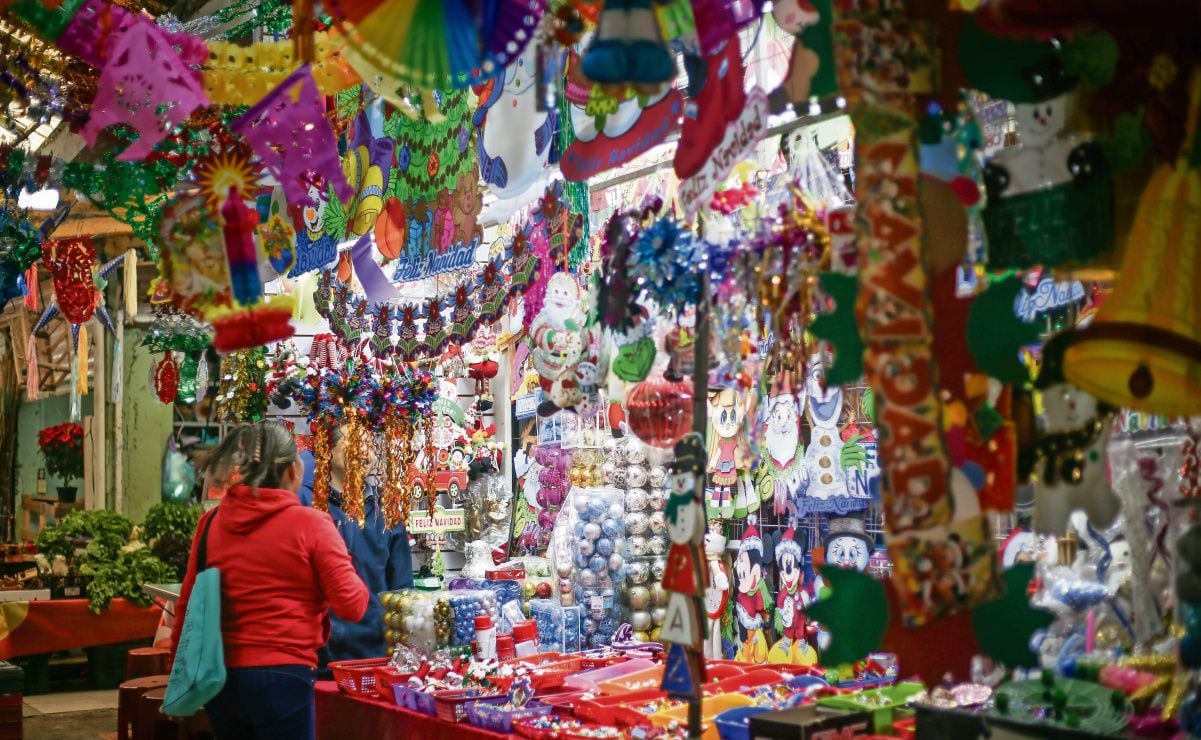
<box><xmin>768</xmin><ymin>527</ymin><xmax>820</xmax><ymax>666</ymax></box>
<box><xmin>733</xmin><ymin>515</ymin><xmax>774</xmax><ymax>664</ymax></box>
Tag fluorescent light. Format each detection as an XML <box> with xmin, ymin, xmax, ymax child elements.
<box><xmin>18</xmin><ymin>188</ymin><xmax>60</xmax><ymax>211</ymax></box>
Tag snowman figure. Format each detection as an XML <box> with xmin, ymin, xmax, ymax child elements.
<box><xmin>801</xmin><ymin>352</ymin><xmax>847</xmax><ymax>500</ymax></box>
<box><xmin>475</xmin><ymin>44</ymin><xmax>557</xmax><ymax>205</ymax></box>
<box><xmin>1030</xmin><ymin>332</ymin><xmax>1119</xmax><ymax>534</ymax></box>
<box><xmin>974</xmin><ymin>48</ymin><xmax>1111</xmax><ymax>269</ymax></box>
<box><xmin>703</xmin><ymin>527</ymin><xmax>730</xmax><ymax>660</ymax></box>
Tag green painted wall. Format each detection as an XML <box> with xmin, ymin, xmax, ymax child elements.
<box><xmin>120</xmin><ymin>327</ymin><xmax>173</xmax><ymax>522</ymax></box>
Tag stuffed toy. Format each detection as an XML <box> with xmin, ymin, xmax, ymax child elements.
<box><xmin>1030</xmin><ymin>331</ymin><xmax>1119</xmax><ymax>534</ymax></box>
<box><xmin>733</xmin><ymin>515</ymin><xmax>773</xmax><ymax>664</ymax></box>
<box><xmin>580</xmin><ymin>0</ymin><xmax>675</xmax><ymax>92</ymax></box>
<box><xmin>960</xmin><ymin>19</ymin><xmax>1113</xmax><ymax>270</ymax></box>
<box><xmin>703</xmin><ymin>526</ymin><xmax>730</xmax><ymax>660</ymax></box>
<box><xmin>707</xmin><ymin>387</ymin><xmax>754</xmax><ymax>518</ymax></box>
<box><xmin>769</xmin><ymin>527</ymin><xmax>819</xmax><ymax>665</ymax></box>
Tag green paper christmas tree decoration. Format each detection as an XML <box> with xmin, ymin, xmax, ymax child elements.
<box><xmin>807</xmin><ymin>566</ymin><xmax>889</xmax><ymax>666</ymax></box>
<box><xmin>809</xmin><ymin>272</ymin><xmax>865</xmax><ymax>384</ymax></box>
<box><xmin>971</xmin><ymin>563</ymin><xmax>1053</xmax><ymax>670</ymax></box>
<box><xmin>967</xmin><ymin>276</ymin><xmax>1041</xmax><ymax>386</ymax></box>
<box><xmin>387</xmin><ymin>89</ymin><xmax>476</xmax><ymax>203</ymax></box>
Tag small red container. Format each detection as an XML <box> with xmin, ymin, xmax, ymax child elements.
<box><xmin>329</xmin><ymin>658</ymin><xmax>392</xmax><ymax>697</ymax></box>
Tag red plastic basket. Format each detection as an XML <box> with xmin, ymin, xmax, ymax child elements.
<box><xmin>578</xmin><ymin>654</ymin><xmax>629</xmax><ymax>670</ymax></box>
<box><xmin>434</xmin><ymin>688</ymin><xmax>502</xmax><ymax>723</ymax></box>
<box><xmin>329</xmin><ymin>658</ymin><xmax>392</xmax><ymax>697</ymax></box>
<box><xmin>490</xmin><ymin>655</ymin><xmax>584</xmax><ymax>693</ymax></box>
<box><xmin>371</xmin><ymin>664</ymin><xmax>413</xmax><ymax>703</ymax></box>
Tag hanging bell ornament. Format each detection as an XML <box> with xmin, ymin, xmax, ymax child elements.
<box><xmin>1064</xmin><ymin>74</ymin><xmax>1201</xmax><ymax>417</ymax></box>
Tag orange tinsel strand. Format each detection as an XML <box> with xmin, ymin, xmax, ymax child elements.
<box><xmin>342</xmin><ymin>408</ymin><xmax>367</xmax><ymax>526</ymax></box>
<box><xmin>311</xmin><ymin>424</ymin><xmax>333</xmax><ymax>511</ymax></box>
<box><xmin>383</xmin><ymin>415</ymin><xmax>406</xmax><ymax>529</ymax></box>
<box><xmin>422</xmin><ymin>415</ymin><xmax>437</xmax><ymax>515</ymax></box>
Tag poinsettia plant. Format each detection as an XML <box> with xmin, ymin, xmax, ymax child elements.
<box><xmin>37</xmin><ymin>423</ymin><xmax>84</xmax><ymax>481</ymax></box>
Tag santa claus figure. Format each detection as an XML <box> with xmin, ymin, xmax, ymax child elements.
<box><xmin>528</xmin><ymin>272</ymin><xmax>597</xmax><ymax>416</ymax></box>
<box><xmin>758</xmin><ymin>374</ymin><xmax>808</xmax><ymax>521</ymax></box>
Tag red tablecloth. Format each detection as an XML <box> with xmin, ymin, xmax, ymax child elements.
<box><xmin>315</xmin><ymin>681</ymin><xmax>512</xmax><ymax>739</ymax></box>
<box><xmin>0</xmin><ymin>597</ymin><xmax>160</xmax><ymax>659</ymax></box>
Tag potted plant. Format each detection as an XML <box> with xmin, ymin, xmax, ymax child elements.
<box><xmin>37</xmin><ymin>423</ymin><xmax>84</xmax><ymax>503</ymax></box>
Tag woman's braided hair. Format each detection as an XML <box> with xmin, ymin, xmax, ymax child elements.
<box><xmin>204</xmin><ymin>421</ymin><xmax>298</xmax><ymax>494</ymax></box>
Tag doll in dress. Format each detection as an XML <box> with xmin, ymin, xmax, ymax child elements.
<box><xmin>707</xmin><ymin>388</ymin><xmax>753</xmax><ymax>519</ymax></box>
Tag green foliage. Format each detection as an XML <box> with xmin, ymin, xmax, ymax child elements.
<box><xmin>35</xmin><ymin>510</ymin><xmax>135</xmax><ymax>562</ymax></box>
<box><xmin>143</xmin><ymin>502</ymin><xmax>201</xmax><ymax>543</ymax></box>
<box><xmin>88</xmin><ymin>548</ymin><xmax>179</xmax><ymax>613</ymax></box>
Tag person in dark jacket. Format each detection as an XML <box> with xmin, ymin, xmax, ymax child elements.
<box><xmin>297</xmin><ymin>426</ymin><xmax>413</xmax><ymax>668</ymax></box>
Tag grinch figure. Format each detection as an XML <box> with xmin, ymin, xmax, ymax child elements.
<box><xmin>707</xmin><ymin>387</ymin><xmax>754</xmax><ymax>518</ymax></box>
<box><xmin>768</xmin><ymin>527</ymin><xmax>819</xmax><ymax>665</ymax></box>
<box><xmin>733</xmin><ymin>515</ymin><xmax>773</xmax><ymax>664</ymax></box>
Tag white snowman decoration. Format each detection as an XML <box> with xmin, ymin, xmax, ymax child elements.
<box><xmin>703</xmin><ymin>528</ymin><xmax>730</xmax><ymax>660</ymax></box>
<box><xmin>475</xmin><ymin>43</ymin><xmax>555</xmax><ymax>206</ymax></box>
<box><xmin>802</xmin><ymin>352</ymin><xmax>846</xmax><ymax>500</ymax></box>
<box><xmin>986</xmin><ymin>91</ymin><xmax>1083</xmax><ymax>195</ymax></box>
<box><xmin>1030</xmin><ymin>332</ymin><xmax>1119</xmax><ymax>535</ymax></box>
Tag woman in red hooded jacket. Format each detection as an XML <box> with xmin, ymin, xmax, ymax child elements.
<box><xmin>172</xmin><ymin>422</ymin><xmax>369</xmax><ymax>740</ymax></box>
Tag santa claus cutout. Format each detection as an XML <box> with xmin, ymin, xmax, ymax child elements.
<box><xmin>758</xmin><ymin>372</ymin><xmax>807</xmax><ymax>522</ymax></box>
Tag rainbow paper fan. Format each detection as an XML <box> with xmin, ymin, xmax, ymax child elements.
<box><xmin>329</xmin><ymin>0</ymin><xmax>547</xmax><ymax>89</ymax></box>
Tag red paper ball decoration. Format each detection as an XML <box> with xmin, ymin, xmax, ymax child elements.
<box><xmin>154</xmin><ymin>353</ymin><xmax>180</xmax><ymax>404</ymax></box>
<box><xmin>625</xmin><ymin>375</ymin><xmax>694</xmax><ymax>448</ymax></box>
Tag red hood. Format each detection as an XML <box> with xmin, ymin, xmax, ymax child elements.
<box><xmin>218</xmin><ymin>484</ymin><xmax>300</xmax><ymax>535</ymax></box>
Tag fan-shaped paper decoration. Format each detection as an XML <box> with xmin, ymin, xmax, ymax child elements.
<box><xmin>331</xmin><ymin>0</ymin><xmax>546</xmax><ymax>89</ymax></box>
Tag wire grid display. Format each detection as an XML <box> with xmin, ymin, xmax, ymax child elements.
<box><xmin>717</xmin><ymin>382</ymin><xmax>885</xmax><ymax>556</ymax></box>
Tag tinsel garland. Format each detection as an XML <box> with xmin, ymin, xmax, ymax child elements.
<box><xmin>555</xmin><ymin>71</ymin><xmax>590</xmax><ymax>270</ymax></box>
<box><xmin>213</xmin><ymin>347</ymin><xmax>268</xmax><ymax>422</ymax></box>
<box><xmin>382</xmin><ymin>415</ymin><xmax>408</xmax><ymax>529</ymax></box>
<box><xmin>341</xmin><ymin>406</ymin><xmax>368</xmax><ymax>526</ymax></box>
<box><xmin>311</xmin><ymin>423</ymin><xmax>333</xmax><ymax>512</ymax></box>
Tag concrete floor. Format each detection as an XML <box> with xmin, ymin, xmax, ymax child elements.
<box><xmin>21</xmin><ymin>691</ymin><xmax>118</xmax><ymax>740</ymax></box>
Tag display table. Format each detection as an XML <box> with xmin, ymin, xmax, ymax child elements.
<box><xmin>315</xmin><ymin>681</ymin><xmax>511</xmax><ymax>740</ymax></box>
<box><xmin>0</xmin><ymin>597</ymin><xmax>160</xmax><ymax>659</ymax></box>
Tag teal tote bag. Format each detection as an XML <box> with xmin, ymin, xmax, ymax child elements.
<box><xmin>163</xmin><ymin>512</ymin><xmax>225</xmax><ymax>717</ymax></box>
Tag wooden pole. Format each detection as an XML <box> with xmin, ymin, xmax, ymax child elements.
<box><xmin>688</xmin><ymin>273</ymin><xmax>710</xmax><ymax>739</ymax></box>
<box><xmin>90</xmin><ymin>318</ymin><xmax>106</xmax><ymax>511</ymax></box>
<box><xmin>113</xmin><ymin>311</ymin><xmax>124</xmax><ymax>515</ymax></box>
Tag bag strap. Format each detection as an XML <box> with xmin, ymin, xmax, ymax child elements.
<box><xmin>196</xmin><ymin>510</ymin><xmax>217</xmax><ymax>572</ymax></box>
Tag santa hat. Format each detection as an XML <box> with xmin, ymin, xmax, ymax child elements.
<box><xmin>741</xmin><ymin>514</ymin><xmax>763</xmax><ymax>558</ymax></box>
<box><xmin>825</xmin><ymin>513</ymin><xmax>872</xmax><ymax>550</ymax></box>
<box><xmin>775</xmin><ymin>526</ymin><xmax>803</xmax><ymax>562</ymax></box>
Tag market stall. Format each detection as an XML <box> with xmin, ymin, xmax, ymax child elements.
<box><xmin>0</xmin><ymin>0</ymin><xmax>1200</xmax><ymax>735</ymax></box>
<box><xmin>0</xmin><ymin>597</ymin><xmax>160</xmax><ymax>660</ymax></box>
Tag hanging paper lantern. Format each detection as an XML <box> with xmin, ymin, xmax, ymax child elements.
<box><xmin>626</xmin><ymin>375</ymin><xmax>694</xmax><ymax>449</ymax></box>
<box><xmin>43</xmin><ymin>237</ymin><xmax>97</xmax><ymax>325</ymax></box>
<box><xmin>1064</xmin><ymin>153</ymin><xmax>1201</xmax><ymax>417</ymax></box>
<box><xmin>154</xmin><ymin>353</ymin><xmax>180</xmax><ymax>404</ymax></box>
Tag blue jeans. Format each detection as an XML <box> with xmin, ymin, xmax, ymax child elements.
<box><xmin>205</xmin><ymin>665</ymin><xmax>316</xmax><ymax>740</ymax></box>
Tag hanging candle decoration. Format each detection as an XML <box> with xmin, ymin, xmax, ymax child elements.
<box><xmin>154</xmin><ymin>353</ymin><xmax>180</xmax><ymax>404</ymax></box>
<box><xmin>79</xmin><ymin>21</ymin><xmax>209</xmax><ymax>161</ymax></box>
<box><xmin>233</xmin><ymin>66</ymin><xmax>353</xmax><ymax>212</ymax></box>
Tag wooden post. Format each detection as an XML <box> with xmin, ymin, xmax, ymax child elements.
<box><xmin>90</xmin><ymin>318</ymin><xmax>106</xmax><ymax>511</ymax></box>
<box><xmin>113</xmin><ymin>311</ymin><xmax>124</xmax><ymax>514</ymax></box>
<box><xmin>688</xmin><ymin>275</ymin><xmax>710</xmax><ymax>739</ymax></box>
